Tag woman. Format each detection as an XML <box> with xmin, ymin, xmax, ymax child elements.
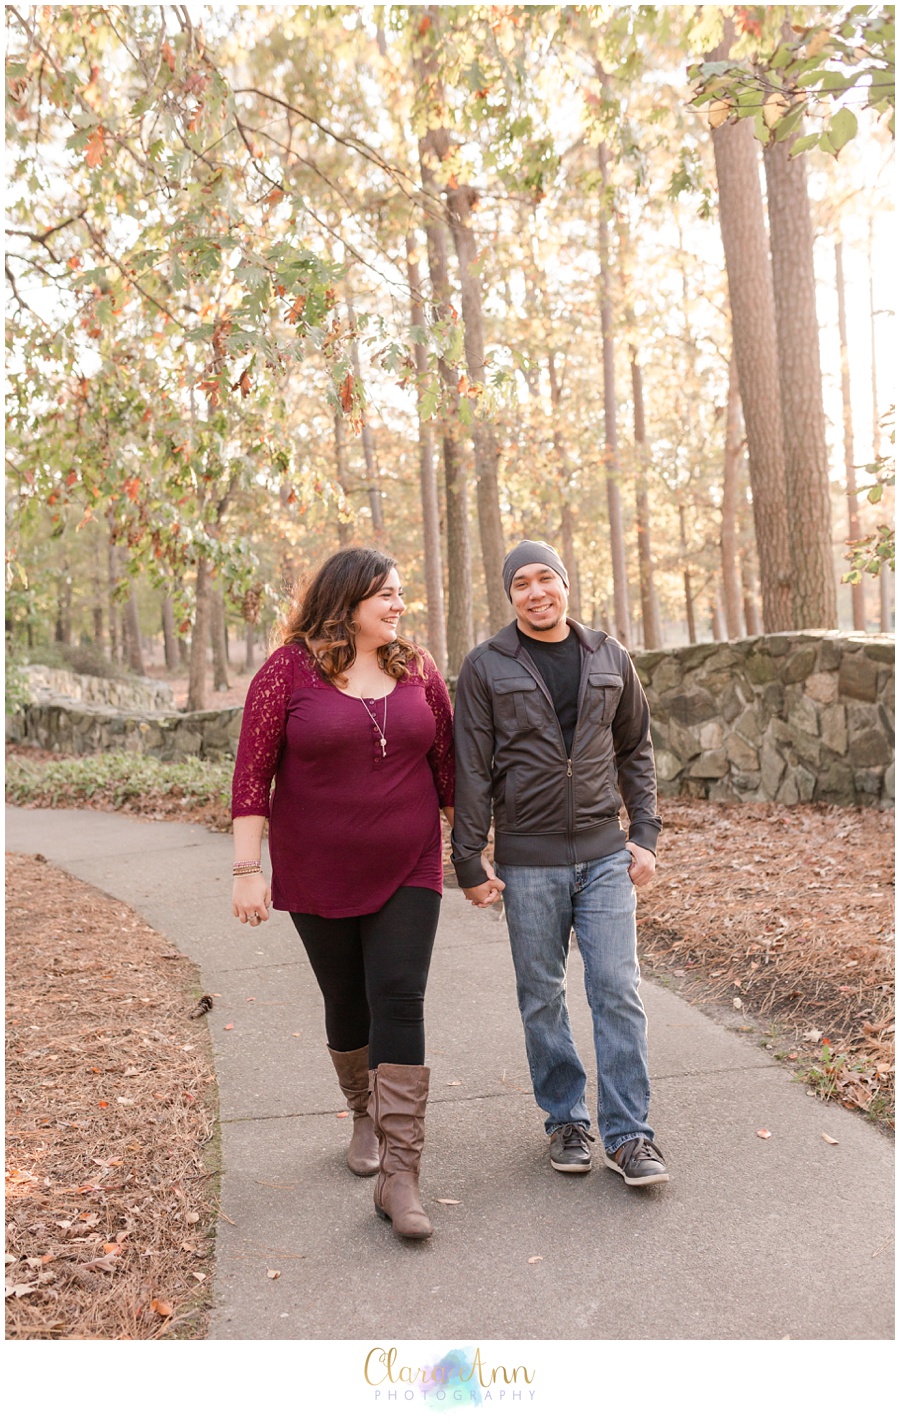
<box><xmin>230</xmin><ymin>547</ymin><xmax>454</xmax><ymax>1240</ymax></box>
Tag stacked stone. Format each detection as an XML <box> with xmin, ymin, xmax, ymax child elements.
<box><xmin>8</xmin><ymin>704</ymin><xmax>243</xmax><ymax>764</ymax></box>
<box><xmin>22</xmin><ymin>665</ymin><xmax>175</xmax><ymax>712</ymax></box>
<box><xmin>634</xmin><ymin>632</ymin><xmax>894</xmax><ymax>809</ymax></box>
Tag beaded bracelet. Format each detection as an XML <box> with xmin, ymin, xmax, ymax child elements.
<box><xmin>233</xmin><ymin>863</ymin><xmax>262</xmax><ymax>876</ymax></box>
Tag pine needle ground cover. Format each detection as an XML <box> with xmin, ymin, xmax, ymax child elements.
<box><xmin>5</xmin><ymin>853</ymin><xmax>218</xmax><ymax>1339</ymax></box>
<box><xmin>638</xmin><ymin>799</ymin><xmax>894</xmax><ymax>1127</ymax></box>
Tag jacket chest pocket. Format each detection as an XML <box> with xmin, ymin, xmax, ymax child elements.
<box><xmin>587</xmin><ymin>671</ymin><xmax>624</xmax><ymax>725</ymax></box>
<box><xmin>494</xmin><ymin>675</ymin><xmax>541</xmax><ymax>732</ymax></box>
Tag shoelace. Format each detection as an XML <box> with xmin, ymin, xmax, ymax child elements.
<box><xmin>618</xmin><ymin>1136</ymin><xmax>664</xmax><ymax>1166</ymax></box>
<box><xmin>558</xmin><ymin>1123</ymin><xmax>596</xmax><ymax>1147</ymax></box>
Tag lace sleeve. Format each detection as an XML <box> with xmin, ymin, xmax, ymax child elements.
<box><xmin>421</xmin><ymin>652</ymin><xmax>455</xmax><ymax>809</ymax></box>
<box><xmin>231</xmin><ymin>646</ymin><xmax>295</xmax><ymax>818</ymax></box>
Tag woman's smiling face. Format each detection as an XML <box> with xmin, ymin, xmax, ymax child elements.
<box><xmin>353</xmin><ymin>566</ymin><xmax>406</xmax><ymax>650</ymax></box>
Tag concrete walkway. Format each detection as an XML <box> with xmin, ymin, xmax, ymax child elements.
<box><xmin>6</xmin><ymin>805</ymin><xmax>894</xmax><ymax>1340</ymax></box>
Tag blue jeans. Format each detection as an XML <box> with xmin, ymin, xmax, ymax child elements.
<box><xmin>496</xmin><ymin>850</ymin><xmax>653</xmax><ymax>1154</ymax></box>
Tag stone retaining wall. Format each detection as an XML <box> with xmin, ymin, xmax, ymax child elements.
<box><xmin>22</xmin><ymin>664</ymin><xmax>175</xmax><ymax>711</ymax></box>
<box><xmin>7</xmin><ymin>702</ymin><xmax>242</xmax><ymax>762</ymax></box>
<box><xmin>633</xmin><ymin>632</ymin><xmax>894</xmax><ymax>808</ymax></box>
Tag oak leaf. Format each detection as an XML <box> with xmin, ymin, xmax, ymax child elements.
<box><xmin>85</xmin><ymin>127</ymin><xmax>106</xmax><ymax>168</ymax></box>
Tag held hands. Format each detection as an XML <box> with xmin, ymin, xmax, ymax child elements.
<box><xmin>626</xmin><ymin>841</ymin><xmax>656</xmax><ymax>888</ymax></box>
<box><xmin>232</xmin><ymin>872</ymin><xmax>272</xmax><ymax>927</ymax></box>
<box><xmin>462</xmin><ymin>854</ymin><xmax>506</xmax><ymax>909</ymax></box>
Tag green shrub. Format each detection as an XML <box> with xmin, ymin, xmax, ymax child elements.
<box><xmin>5</xmin><ymin>751</ymin><xmax>233</xmax><ymax>810</ymax></box>
<box><xmin>5</xmin><ymin>657</ymin><xmax>30</xmax><ymax>716</ymax></box>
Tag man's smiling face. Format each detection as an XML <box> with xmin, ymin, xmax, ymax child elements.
<box><xmin>510</xmin><ymin>562</ymin><xmax>569</xmax><ymax>634</ymax></box>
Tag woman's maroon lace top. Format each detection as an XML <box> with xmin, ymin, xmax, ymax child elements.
<box><xmin>231</xmin><ymin>642</ymin><xmax>455</xmax><ymax>917</ymax></box>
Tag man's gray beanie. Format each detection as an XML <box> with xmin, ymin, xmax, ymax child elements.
<box><xmin>502</xmin><ymin>540</ymin><xmax>569</xmax><ymax>601</ymax></box>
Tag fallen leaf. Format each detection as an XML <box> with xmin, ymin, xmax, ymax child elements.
<box><xmin>821</xmin><ymin>1133</ymin><xmax>839</xmax><ymax>1146</ymax></box>
<box><xmin>267</xmin><ymin>1269</ymin><xmax>281</xmax><ymax>1279</ymax></box>
<box><xmin>446</xmin><ymin>1080</ymin><xmax>462</xmax><ymax>1086</ymax></box>
<box><xmin>802</xmin><ymin>1029</ymin><xmax>822</xmax><ymax>1043</ymax></box>
<box><xmin>103</xmin><ymin>1243</ymin><xmax>122</xmax><ymax>1255</ymax></box>
<box><xmin>756</xmin><ymin>1129</ymin><xmax>772</xmax><ymax>1139</ymax></box>
<box><xmin>116</xmin><ymin>1097</ymin><xmax>135</xmax><ymax>1106</ymax></box>
<box><xmin>435</xmin><ymin>1198</ymin><xmax>461</xmax><ymax>1205</ymax></box>
<box><xmin>150</xmin><ymin>1299</ymin><xmax>173</xmax><ymax>1317</ymax></box>
<box><xmin>336</xmin><ymin>1110</ymin><xmax>350</xmax><ymax>1118</ymax></box>
<box><xmin>527</xmin><ymin>1256</ymin><xmax>544</xmax><ymax>1264</ymax></box>
<box><xmin>223</xmin><ymin>1023</ymin><xmax>234</xmax><ymax>1031</ymax></box>
<box><xmin>192</xmin><ymin>1271</ymin><xmax>207</xmax><ymax>1283</ymax></box>
<box><xmin>98</xmin><ymin>1100</ymin><xmax>108</xmax><ymax>1108</ymax></box>
<box><xmin>185</xmin><ymin>1212</ymin><xmax>200</xmax><ymax>1224</ymax></box>
<box><xmin>733</xmin><ymin>997</ymin><xmax>743</xmax><ymax>1009</ymax></box>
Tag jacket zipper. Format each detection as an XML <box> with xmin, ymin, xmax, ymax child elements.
<box><xmin>516</xmin><ymin>643</ymin><xmax>579</xmax><ymax>859</ymax></box>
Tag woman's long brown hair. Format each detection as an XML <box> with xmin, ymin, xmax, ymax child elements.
<box><xmin>278</xmin><ymin>547</ymin><xmax>423</xmax><ymax>684</ymax></box>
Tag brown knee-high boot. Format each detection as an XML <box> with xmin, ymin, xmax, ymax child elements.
<box><xmin>368</xmin><ymin>1063</ymin><xmax>432</xmax><ymax>1239</ymax></box>
<box><xmin>327</xmin><ymin>1045</ymin><xmax>379</xmax><ymax>1176</ymax></box>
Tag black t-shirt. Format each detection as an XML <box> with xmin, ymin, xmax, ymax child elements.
<box><xmin>517</xmin><ymin>626</ymin><xmax>581</xmax><ymax>756</ymax></box>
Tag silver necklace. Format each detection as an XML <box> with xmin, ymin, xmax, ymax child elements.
<box><xmin>360</xmin><ymin>676</ymin><xmax>390</xmax><ymax>756</ymax></box>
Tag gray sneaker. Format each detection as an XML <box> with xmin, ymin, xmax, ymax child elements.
<box><xmin>603</xmin><ymin>1136</ymin><xmax>669</xmax><ymax>1186</ymax></box>
<box><xmin>549</xmin><ymin>1123</ymin><xmax>595</xmax><ymax>1173</ymax></box>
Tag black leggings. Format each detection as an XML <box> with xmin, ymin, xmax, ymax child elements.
<box><xmin>290</xmin><ymin>886</ymin><xmax>440</xmax><ymax>1067</ymax></box>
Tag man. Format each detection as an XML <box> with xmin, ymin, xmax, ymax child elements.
<box><xmin>451</xmin><ymin>540</ymin><xmax>668</xmax><ymax>1185</ymax></box>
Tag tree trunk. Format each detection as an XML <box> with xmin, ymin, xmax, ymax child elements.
<box><xmin>187</xmin><ymin>556</ymin><xmax>212</xmax><ymax>711</ymax></box>
<box><xmin>679</xmin><ymin>501</ymin><xmax>696</xmax><ymax>644</ymax></box>
<box><xmin>334</xmin><ymin>410</ymin><xmax>353</xmax><ymax>546</ymax></box>
<box><xmin>162</xmin><ymin>596</ymin><xmax>180</xmax><ymax>672</ymax></box>
<box><xmin>407</xmin><ymin>236</ymin><xmax>448</xmax><ymax>672</ymax></box>
<box><xmin>835</xmin><ymin>240</ymin><xmax>866</xmax><ymax>630</ymax></box>
<box><xmin>123</xmin><ymin>587</ymin><xmax>145</xmax><ymax>675</ymax></box>
<box><xmin>348</xmin><ymin>300</ymin><xmax>386</xmax><ymax>544</ymax></box>
<box><xmin>629</xmin><ymin>348</ymin><xmax>663</xmax><ymax>648</ymax></box>
<box><xmin>444</xmin><ymin>182</ymin><xmax>508</xmax><ymax>631</ymax></box>
<box><xmin>598</xmin><ymin>138</ymin><xmax>631</xmax><ymax>647</ymax></box>
<box><xmin>720</xmin><ymin>349</ymin><xmax>745</xmax><ymax>639</ymax></box>
<box><xmin>708</xmin><ymin>30</ymin><xmax>792</xmax><ymax>632</ymax></box>
<box><xmin>244</xmin><ymin>622</ymin><xmax>256</xmax><ymax>673</ymax></box>
<box><xmin>211</xmin><ymin>585</ymin><xmax>230</xmax><ymax>691</ymax></box>
<box><xmin>548</xmin><ymin>350</ymin><xmax>583</xmax><ymax>623</ymax></box>
<box><xmin>867</xmin><ymin>219</ymin><xmax>892</xmax><ymax>633</ymax></box>
<box><xmin>416</xmin><ymin>65</ymin><xmax>473</xmax><ymax>671</ymax></box>
<box><xmin>55</xmin><ymin>563</ymin><xmax>72</xmax><ymax>645</ymax></box>
<box><xmin>712</xmin><ymin>588</ymin><xmax>727</xmax><ymax>642</ymax></box>
<box><xmin>763</xmin><ymin>136</ymin><xmax>836</xmax><ymax>629</ymax></box>
<box><xmin>740</xmin><ymin>550</ymin><xmax>763</xmax><ymax>636</ymax></box>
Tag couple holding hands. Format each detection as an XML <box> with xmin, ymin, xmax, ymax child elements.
<box><xmin>231</xmin><ymin>539</ymin><xmax>667</xmax><ymax>1242</ymax></box>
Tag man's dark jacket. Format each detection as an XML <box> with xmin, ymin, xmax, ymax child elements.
<box><xmin>451</xmin><ymin>619</ymin><xmax>661</xmax><ymax>889</ymax></box>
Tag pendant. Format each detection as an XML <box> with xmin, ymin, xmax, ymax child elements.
<box><xmin>379</xmin><ymin>736</ymin><xmax>387</xmax><ymax>756</ymax></box>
